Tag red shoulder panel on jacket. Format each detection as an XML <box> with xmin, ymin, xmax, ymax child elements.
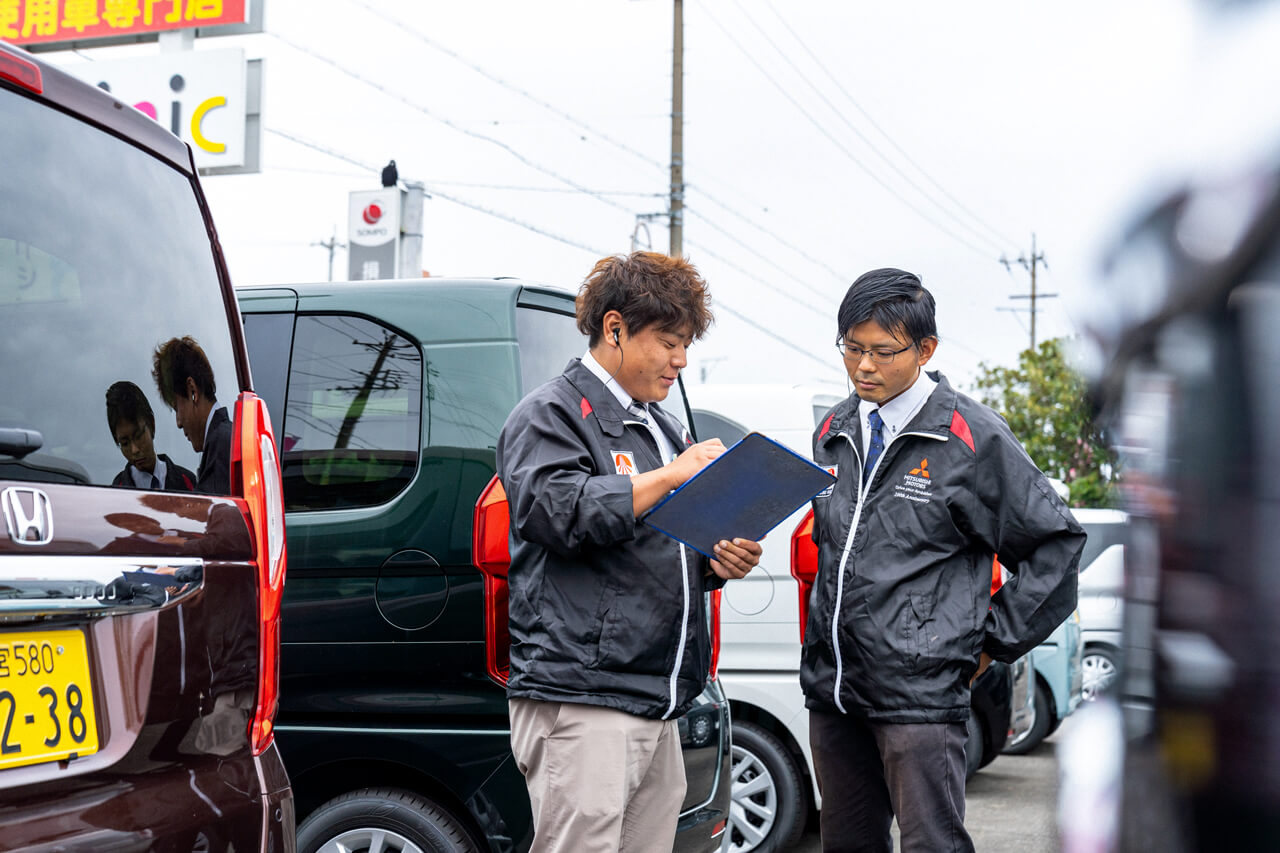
<box><xmin>581</xmin><ymin>397</ymin><xmax>593</xmax><ymax>419</ymax></box>
<box><xmin>818</xmin><ymin>412</ymin><xmax>835</xmax><ymax>441</ymax></box>
<box><xmin>950</xmin><ymin>410</ymin><xmax>975</xmax><ymax>453</ymax></box>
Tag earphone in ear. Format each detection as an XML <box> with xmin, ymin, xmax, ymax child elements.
<box><xmin>612</xmin><ymin>328</ymin><xmax>620</xmax><ymax>344</ymax></box>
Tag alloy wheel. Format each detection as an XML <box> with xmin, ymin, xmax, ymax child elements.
<box><xmin>725</xmin><ymin>742</ymin><xmax>779</xmax><ymax>852</ymax></box>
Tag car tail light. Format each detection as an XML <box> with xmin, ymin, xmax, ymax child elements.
<box><xmin>790</xmin><ymin>508</ymin><xmax>818</xmax><ymax>641</ymax></box>
<box><xmin>708</xmin><ymin>588</ymin><xmax>722</xmax><ymax>681</ymax></box>
<box><xmin>231</xmin><ymin>392</ymin><xmax>287</xmax><ymax>755</ymax></box>
<box><xmin>0</xmin><ymin>51</ymin><xmax>43</xmax><ymax>94</ymax></box>
<box><xmin>472</xmin><ymin>475</ymin><xmax>511</xmax><ymax>686</ymax></box>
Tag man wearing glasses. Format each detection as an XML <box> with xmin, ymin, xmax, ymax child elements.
<box><xmin>106</xmin><ymin>380</ymin><xmax>196</xmax><ymax>491</ymax></box>
<box><xmin>800</xmin><ymin>268</ymin><xmax>1083</xmax><ymax>853</ymax></box>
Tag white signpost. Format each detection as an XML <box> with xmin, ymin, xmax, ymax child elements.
<box><xmin>68</xmin><ymin>48</ymin><xmax>255</xmax><ymax>172</ymax></box>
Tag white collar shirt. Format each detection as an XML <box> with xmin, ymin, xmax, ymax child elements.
<box><xmin>858</xmin><ymin>370</ymin><xmax>938</xmax><ymax>460</ymax></box>
<box><xmin>129</xmin><ymin>457</ymin><xmax>167</xmax><ymax>490</ymax></box>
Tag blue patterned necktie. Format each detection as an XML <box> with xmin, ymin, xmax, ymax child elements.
<box><xmin>863</xmin><ymin>409</ymin><xmax>885</xmax><ymax>483</ymax></box>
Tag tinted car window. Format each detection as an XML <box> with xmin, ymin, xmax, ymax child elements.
<box><xmin>0</xmin><ymin>85</ymin><xmax>237</xmax><ymax>490</ymax></box>
<box><xmin>515</xmin><ymin>305</ymin><xmax>691</xmax><ymax>427</ymax></box>
<box><xmin>280</xmin><ymin>314</ymin><xmax>422</xmax><ymax>510</ymax></box>
<box><xmin>691</xmin><ymin>410</ymin><xmax>749</xmax><ymax>447</ymax></box>
<box><xmin>516</xmin><ymin>306</ymin><xmax>581</xmax><ymax>396</ymax></box>
<box><xmin>242</xmin><ymin>313</ymin><xmax>295</xmax><ymax>430</ymax></box>
<box><xmin>1079</xmin><ymin>520</ymin><xmax>1129</xmax><ymax>571</ymax></box>
<box><xmin>425</xmin><ymin>343</ymin><xmax>514</xmax><ymax>451</ymax></box>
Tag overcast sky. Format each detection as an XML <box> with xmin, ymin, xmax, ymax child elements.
<box><xmin>46</xmin><ymin>0</ymin><xmax>1280</xmax><ymax>391</ymax></box>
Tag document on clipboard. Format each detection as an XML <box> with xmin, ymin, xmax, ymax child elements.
<box><xmin>642</xmin><ymin>432</ymin><xmax>837</xmax><ymax>559</ymax></box>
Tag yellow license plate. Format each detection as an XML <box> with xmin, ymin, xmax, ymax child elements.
<box><xmin>0</xmin><ymin>629</ymin><xmax>100</xmax><ymax>771</ymax></box>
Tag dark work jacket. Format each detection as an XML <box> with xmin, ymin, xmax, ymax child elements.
<box><xmin>112</xmin><ymin>452</ymin><xmax>196</xmax><ymax>491</ymax></box>
<box><xmin>800</xmin><ymin>372</ymin><xmax>1084</xmax><ymax>723</ymax></box>
<box><xmin>197</xmin><ymin>406</ymin><xmax>233</xmax><ymax>496</ymax></box>
<box><xmin>496</xmin><ymin>358</ymin><xmax>721</xmax><ymax>720</ymax></box>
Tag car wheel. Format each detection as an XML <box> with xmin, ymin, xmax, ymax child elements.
<box><xmin>1003</xmin><ymin>682</ymin><xmax>1052</xmax><ymax>755</ymax></box>
<box><xmin>964</xmin><ymin>709</ymin><xmax>985</xmax><ymax>780</ymax></box>
<box><xmin>1082</xmin><ymin>646</ymin><xmax>1119</xmax><ymax>701</ymax></box>
<box><xmin>297</xmin><ymin>787</ymin><xmax>477</xmax><ymax>853</ymax></box>
<box><xmin>724</xmin><ymin>721</ymin><xmax>807</xmax><ymax>853</ymax></box>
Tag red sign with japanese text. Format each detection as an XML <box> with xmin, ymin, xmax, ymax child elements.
<box><xmin>2</xmin><ymin>0</ymin><xmax>248</xmax><ymax>46</ymax></box>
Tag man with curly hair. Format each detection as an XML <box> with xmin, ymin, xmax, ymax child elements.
<box><xmin>152</xmin><ymin>336</ymin><xmax>232</xmax><ymax>495</ymax></box>
<box><xmin>497</xmin><ymin>251</ymin><xmax>762</xmax><ymax>853</ymax></box>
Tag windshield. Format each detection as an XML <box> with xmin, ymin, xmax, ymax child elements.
<box><xmin>0</xmin><ymin>87</ymin><xmax>238</xmax><ymax>489</ymax></box>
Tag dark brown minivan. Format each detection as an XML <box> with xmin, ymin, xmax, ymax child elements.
<box><xmin>0</xmin><ymin>43</ymin><xmax>293</xmax><ymax>851</ymax></box>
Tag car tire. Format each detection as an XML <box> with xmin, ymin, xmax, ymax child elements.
<box><xmin>1003</xmin><ymin>682</ymin><xmax>1053</xmax><ymax>755</ymax></box>
<box><xmin>964</xmin><ymin>708</ymin><xmax>985</xmax><ymax>780</ymax></box>
<box><xmin>1082</xmin><ymin>645</ymin><xmax>1119</xmax><ymax>701</ymax></box>
<box><xmin>297</xmin><ymin>787</ymin><xmax>478</xmax><ymax>853</ymax></box>
<box><xmin>724</xmin><ymin>721</ymin><xmax>807</xmax><ymax>853</ymax></box>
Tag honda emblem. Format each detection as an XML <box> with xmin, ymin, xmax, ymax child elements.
<box><xmin>2</xmin><ymin>487</ymin><xmax>54</xmax><ymax>546</ymax></box>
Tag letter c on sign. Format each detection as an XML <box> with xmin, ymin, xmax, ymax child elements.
<box><xmin>191</xmin><ymin>96</ymin><xmax>226</xmax><ymax>153</ymax></box>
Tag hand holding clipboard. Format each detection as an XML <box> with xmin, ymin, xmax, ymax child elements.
<box><xmin>642</xmin><ymin>432</ymin><xmax>837</xmax><ymax>560</ymax></box>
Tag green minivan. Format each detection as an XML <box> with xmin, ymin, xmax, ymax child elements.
<box><xmin>237</xmin><ymin>277</ymin><xmax>731</xmax><ymax>853</ymax></box>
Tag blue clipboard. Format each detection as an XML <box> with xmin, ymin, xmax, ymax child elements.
<box><xmin>642</xmin><ymin>432</ymin><xmax>837</xmax><ymax>559</ymax></box>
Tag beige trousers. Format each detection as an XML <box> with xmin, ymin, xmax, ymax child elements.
<box><xmin>509</xmin><ymin>697</ymin><xmax>687</xmax><ymax>853</ymax></box>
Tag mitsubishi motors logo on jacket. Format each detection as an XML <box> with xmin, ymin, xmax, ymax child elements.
<box><xmin>895</xmin><ymin>458</ymin><xmax>933</xmax><ymax>504</ymax></box>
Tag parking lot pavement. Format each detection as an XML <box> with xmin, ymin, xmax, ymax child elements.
<box><xmin>789</xmin><ymin>713</ymin><xmax>1078</xmax><ymax>852</ymax></box>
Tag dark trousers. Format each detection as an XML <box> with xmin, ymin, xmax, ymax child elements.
<box><xmin>810</xmin><ymin>710</ymin><xmax>974</xmax><ymax>853</ymax></box>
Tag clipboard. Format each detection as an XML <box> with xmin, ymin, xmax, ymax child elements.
<box><xmin>642</xmin><ymin>432</ymin><xmax>837</xmax><ymax>559</ymax></box>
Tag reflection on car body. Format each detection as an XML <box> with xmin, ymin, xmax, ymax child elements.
<box><xmin>0</xmin><ymin>41</ymin><xmax>291</xmax><ymax>851</ymax></box>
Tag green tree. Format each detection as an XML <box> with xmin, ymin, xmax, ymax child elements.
<box><xmin>972</xmin><ymin>337</ymin><xmax>1116</xmax><ymax>507</ymax></box>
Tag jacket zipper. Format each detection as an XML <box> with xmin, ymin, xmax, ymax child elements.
<box><xmin>664</xmin><ymin>544</ymin><xmax>692</xmax><ymax>720</ymax></box>
<box><xmin>828</xmin><ymin>429</ymin><xmax>948</xmax><ymax>713</ymax></box>
<box><xmin>623</xmin><ymin>415</ymin><xmax>692</xmax><ymax>720</ymax></box>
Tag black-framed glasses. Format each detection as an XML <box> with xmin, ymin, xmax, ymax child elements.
<box><xmin>835</xmin><ymin>339</ymin><xmax>914</xmax><ymax>364</ymax></box>
<box><xmin>115</xmin><ymin>426</ymin><xmax>148</xmax><ymax>450</ymax></box>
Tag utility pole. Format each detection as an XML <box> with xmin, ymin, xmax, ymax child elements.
<box><xmin>312</xmin><ymin>226</ymin><xmax>346</xmax><ymax>282</ymax></box>
<box><xmin>999</xmin><ymin>233</ymin><xmax>1055</xmax><ymax>351</ymax></box>
<box><xmin>669</xmin><ymin>0</ymin><xmax>684</xmax><ymax>257</ymax></box>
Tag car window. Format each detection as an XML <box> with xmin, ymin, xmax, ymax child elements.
<box><xmin>514</xmin><ymin>305</ymin><xmax>691</xmax><ymax>428</ymax></box>
<box><xmin>691</xmin><ymin>411</ymin><xmax>749</xmax><ymax>448</ymax></box>
<box><xmin>0</xmin><ymin>86</ymin><xmax>237</xmax><ymax>491</ymax></box>
<box><xmin>242</xmin><ymin>313</ymin><xmax>295</xmax><ymax>432</ymax></box>
<box><xmin>1079</xmin><ymin>521</ymin><xmax>1129</xmax><ymax>571</ymax></box>
<box><xmin>278</xmin><ymin>314</ymin><xmax>422</xmax><ymax>510</ymax></box>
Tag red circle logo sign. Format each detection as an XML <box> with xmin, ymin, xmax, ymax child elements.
<box><xmin>362</xmin><ymin>203</ymin><xmax>383</xmax><ymax>225</ymax></box>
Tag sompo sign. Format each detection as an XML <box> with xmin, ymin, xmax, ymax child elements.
<box><xmin>68</xmin><ymin>48</ymin><xmax>247</xmax><ymax>170</ymax></box>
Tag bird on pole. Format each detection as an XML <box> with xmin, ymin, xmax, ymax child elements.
<box><xmin>381</xmin><ymin>159</ymin><xmax>398</xmax><ymax>188</ymax></box>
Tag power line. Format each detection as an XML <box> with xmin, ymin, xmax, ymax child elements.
<box><xmin>265</xmin><ymin>30</ymin><xmax>637</xmax><ymax>218</ymax></box>
<box><xmin>685</xmin><ymin>236</ymin><xmax>829</xmax><ymax>321</ymax></box>
<box><xmin>340</xmin><ymin>0</ymin><xmax>848</xmax><ymax>288</ymax></box>
<box><xmin>267</xmin><ymin>126</ymin><xmax>831</xmax><ymax>370</ymax></box>
<box><xmin>684</xmin><ymin>185</ymin><xmax>849</xmax><ymax>282</ymax></box>
<box><xmin>730</xmin><ymin>0</ymin><xmax>1010</xmax><ymax>257</ymax></box>
<box><xmin>761</xmin><ymin>0</ymin><xmax>1021</xmax><ymax>252</ymax></box>
<box><xmin>343</xmin><ymin>0</ymin><xmax>670</xmax><ymax>176</ymax></box>
<box><xmin>697</xmin><ymin>5</ymin><xmax>999</xmax><ymax>262</ymax></box>
<box><xmin>683</xmin><ymin>206</ymin><xmax>839</xmax><ymax>309</ymax></box>
<box><xmin>266</xmin><ymin>127</ymin><xmax>611</xmax><ymax>256</ymax></box>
